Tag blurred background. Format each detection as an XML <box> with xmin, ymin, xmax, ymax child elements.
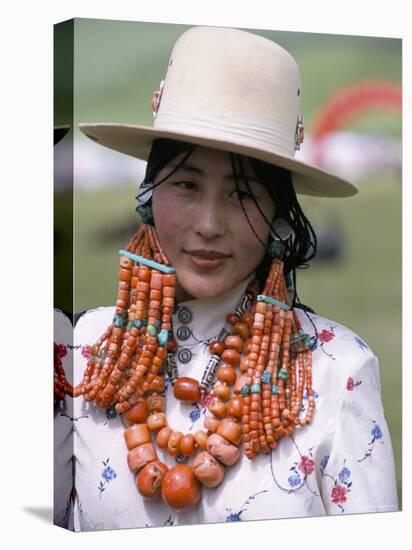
<box><xmin>54</xmin><ymin>19</ymin><xmax>402</xmax><ymax>503</ymax></box>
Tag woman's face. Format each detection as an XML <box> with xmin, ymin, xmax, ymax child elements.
<box><xmin>152</xmin><ymin>146</ymin><xmax>275</xmax><ymax>302</ymax></box>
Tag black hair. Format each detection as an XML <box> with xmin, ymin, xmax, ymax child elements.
<box><xmin>136</xmin><ymin>138</ymin><xmax>318</xmax><ymax>306</ymax></box>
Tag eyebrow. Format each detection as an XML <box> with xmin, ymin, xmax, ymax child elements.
<box><xmin>167</xmin><ymin>162</ymin><xmax>260</xmax><ymax>183</ymax></box>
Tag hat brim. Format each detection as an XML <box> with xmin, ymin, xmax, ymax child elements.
<box><xmin>79</xmin><ymin>123</ymin><xmax>358</xmax><ymax>198</ymax></box>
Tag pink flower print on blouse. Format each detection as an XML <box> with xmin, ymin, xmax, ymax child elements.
<box><xmin>331</xmin><ymin>485</ymin><xmax>347</xmax><ymax>504</ymax></box>
<box><xmin>321</xmin><ymin>458</ymin><xmax>352</xmax><ymax>513</ymax></box>
<box><xmin>189</xmin><ymin>391</ymin><xmax>213</xmax><ymax>429</ymax></box>
<box><xmin>312</xmin><ymin>326</ymin><xmax>336</xmax><ymax>360</ymax></box>
<box><xmin>280</xmin><ymin>446</ymin><xmax>319</xmax><ymax>497</ymax></box>
<box><xmin>318</xmin><ymin>329</ymin><xmax>335</xmax><ymax>343</ymax></box>
<box><xmin>298</xmin><ymin>455</ymin><xmax>316</xmax><ymax>475</ymax></box>
<box><xmin>346</xmin><ymin>376</ymin><xmax>362</xmax><ymax>391</ymax></box>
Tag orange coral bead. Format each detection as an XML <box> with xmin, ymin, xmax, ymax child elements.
<box><xmin>226</xmin><ymin>314</ymin><xmax>238</xmax><ymax>326</ymax></box>
<box><xmin>204</xmin><ymin>416</ymin><xmax>221</xmax><ymax>433</ymax></box>
<box><xmin>208</xmin><ymin>397</ymin><xmax>227</xmax><ymax>417</ymax></box>
<box><xmin>156</xmin><ymin>426</ymin><xmax>173</xmax><ymax>449</ymax></box>
<box><xmin>161</xmin><ymin>465</ymin><xmax>202</xmax><ymax>511</ymax></box>
<box><xmin>118</xmin><ymin>268</ymin><xmax>132</xmax><ymax>282</ymax></box>
<box><xmin>217</xmin><ymin>418</ymin><xmax>243</xmax><ymax>446</ymax></box>
<box><xmin>146</xmin><ymin>393</ymin><xmax>165</xmax><ymax>412</ymax></box>
<box><xmin>180</xmin><ymin>434</ymin><xmax>196</xmax><ymax>456</ymax></box>
<box><xmin>167</xmin><ymin>431</ymin><xmax>183</xmax><ymax>456</ymax></box>
<box><xmin>216</xmin><ymin>365</ymin><xmax>237</xmax><ymax>385</ymax></box>
<box><xmin>138</xmin><ymin>267</ymin><xmax>151</xmax><ymax>282</ymax></box>
<box><xmin>162</xmin><ymin>274</ymin><xmax>176</xmax><ymax>286</ymax></box>
<box><xmin>127</xmin><ymin>442</ymin><xmax>157</xmax><ymax>473</ymax></box>
<box><xmin>173</xmin><ymin>377</ymin><xmax>201</xmax><ymax>402</ymax></box>
<box><xmin>221</xmin><ymin>349</ymin><xmax>241</xmax><ymax>366</ymax></box>
<box><xmin>124</xmin><ymin>424</ymin><xmax>151</xmax><ymax>450</ymax></box>
<box><xmin>136</xmin><ymin>460</ymin><xmax>169</xmax><ymax>500</ymax></box>
<box><xmin>147</xmin><ymin>412</ymin><xmax>167</xmax><ymax>432</ymax></box>
<box><xmin>149</xmin><ymin>376</ymin><xmax>165</xmax><ymax>393</ymax></box>
<box><xmin>234</xmin><ymin>322</ymin><xmax>249</xmax><ymax>340</ymax></box>
<box><xmin>194</xmin><ymin>430</ymin><xmax>208</xmax><ymax>449</ymax></box>
<box><xmin>212</xmin><ymin>382</ymin><xmax>231</xmax><ymax>400</ymax></box>
<box><xmin>224</xmin><ymin>335</ymin><xmax>244</xmax><ymax>353</ymax></box>
<box><xmin>123</xmin><ymin>399</ymin><xmax>148</xmax><ymax>424</ymax></box>
<box><xmin>209</xmin><ymin>340</ymin><xmax>225</xmax><ymax>356</ymax></box>
<box><xmin>226</xmin><ymin>395</ymin><xmax>243</xmax><ymax>418</ymax></box>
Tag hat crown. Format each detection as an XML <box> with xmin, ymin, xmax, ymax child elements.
<box><xmin>155</xmin><ymin>26</ymin><xmax>302</xmax><ymax>158</ymax></box>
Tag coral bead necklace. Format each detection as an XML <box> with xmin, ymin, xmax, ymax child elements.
<box><xmin>74</xmin><ymin>224</ymin><xmax>315</xmax><ymax>511</ymax></box>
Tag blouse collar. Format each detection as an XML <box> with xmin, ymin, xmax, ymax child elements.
<box><xmin>172</xmin><ymin>274</ymin><xmax>255</xmax><ymax>342</ymax></box>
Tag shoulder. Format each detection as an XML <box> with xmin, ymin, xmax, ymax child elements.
<box><xmin>297</xmin><ymin>309</ymin><xmax>380</xmax><ymax>384</ymax></box>
<box><xmin>74</xmin><ymin>306</ymin><xmax>115</xmax><ymax>341</ymax></box>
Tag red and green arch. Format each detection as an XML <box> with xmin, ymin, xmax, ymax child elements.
<box><xmin>311</xmin><ymin>80</ymin><xmax>402</xmax><ymax>140</ymax></box>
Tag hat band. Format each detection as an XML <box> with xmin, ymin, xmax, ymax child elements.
<box><xmin>155</xmin><ymin>101</ymin><xmax>296</xmax><ymax>158</ymax></box>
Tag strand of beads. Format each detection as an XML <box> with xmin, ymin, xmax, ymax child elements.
<box><xmin>239</xmin><ymin>258</ymin><xmax>316</xmax><ymax>459</ymax></box>
<box><xmin>54</xmin><ymin>344</ymin><xmax>73</xmax><ymax>402</ymax></box>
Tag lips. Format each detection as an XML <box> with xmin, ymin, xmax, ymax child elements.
<box><xmin>186</xmin><ymin>249</ymin><xmax>231</xmax><ymax>260</ymax></box>
<box><xmin>185</xmin><ymin>249</ymin><xmax>231</xmax><ymax>271</ymax></box>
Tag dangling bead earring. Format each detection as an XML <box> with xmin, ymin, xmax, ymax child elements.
<box><xmin>267</xmin><ymin>217</ymin><xmax>293</xmax><ymax>259</ymax></box>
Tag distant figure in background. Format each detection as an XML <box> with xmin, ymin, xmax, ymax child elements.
<box><xmin>57</xmin><ymin>26</ymin><xmax>399</xmax><ymax>531</ymax></box>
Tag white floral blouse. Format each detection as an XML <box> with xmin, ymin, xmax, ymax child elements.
<box><xmin>53</xmin><ymin>278</ymin><xmax>398</xmax><ymax>531</ymax></box>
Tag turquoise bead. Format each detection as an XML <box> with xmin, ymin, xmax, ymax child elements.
<box><xmin>157</xmin><ymin>329</ymin><xmax>169</xmax><ymax>347</ymax></box>
<box><xmin>113</xmin><ymin>313</ymin><xmax>127</xmax><ymax>327</ymax></box>
<box><xmin>271</xmin><ymin>384</ymin><xmax>280</xmax><ymax>395</ymax></box>
<box><xmin>278</xmin><ymin>368</ymin><xmax>288</xmax><ymax>380</ymax></box>
<box><xmin>304</xmin><ymin>335</ymin><xmax>314</xmax><ymax>347</ymax></box>
<box><xmin>268</xmin><ymin>240</ymin><xmax>285</xmax><ymax>258</ymax></box>
<box><xmin>240</xmin><ymin>385</ymin><xmax>250</xmax><ymax>396</ymax></box>
<box><xmin>147</xmin><ymin>324</ymin><xmax>158</xmax><ymax>336</ymax></box>
<box><xmin>133</xmin><ymin>320</ymin><xmax>143</xmax><ymax>329</ymax></box>
<box><xmin>261</xmin><ymin>371</ymin><xmax>271</xmax><ymax>384</ymax></box>
<box><xmin>250</xmin><ymin>383</ymin><xmax>261</xmax><ymax>394</ymax></box>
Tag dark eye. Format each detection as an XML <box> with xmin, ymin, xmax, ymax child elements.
<box><xmin>230</xmin><ymin>188</ymin><xmax>254</xmax><ymax>201</ymax></box>
<box><xmin>172</xmin><ymin>180</ymin><xmax>198</xmax><ymax>191</ymax></box>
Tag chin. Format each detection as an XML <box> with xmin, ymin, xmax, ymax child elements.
<box><xmin>178</xmin><ymin>276</ymin><xmax>232</xmax><ymax>302</ymax></box>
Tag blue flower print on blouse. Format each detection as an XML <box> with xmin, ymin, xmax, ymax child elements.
<box><xmin>288</xmin><ymin>473</ymin><xmax>302</xmax><ymax>487</ymax></box>
<box><xmin>358</xmin><ymin>420</ymin><xmax>384</xmax><ymax>463</ymax></box>
<box><xmin>98</xmin><ymin>458</ymin><xmax>117</xmax><ymax>498</ymax></box>
<box><xmin>188</xmin><ymin>392</ymin><xmax>213</xmax><ymax>429</ymax></box>
<box><xmin>371</xmin><ymin>423</ymin><xmax>383</xmax><ymax>440</ymax></box>
<box><xmin>225</xmin><ymin>490</ymin><xmax>269</xmax><ymax>522</ymax></box>
<box><xmin>355</xmin><ymin>336</ymin><xmax>369</xmax><ymax>350</ymax></box>
<box><xmin>189</xmin><ymin>405</ymin><xmax>201</xmax><ymax>425</ymax></box>
<box><xmin>104</xmin><ymin>406</ymin><xmax>118</xmax><ymax>425</ymax></box>
<box><xmin>102</xmin><ymin>466</ymin><xmax>117</xmax><ymax>482</ymax></box>
<box><xmin>338</xmin><ymin>466</ymin><xmax>351</xmax><ymax>483</ymax></box>
<box><xmin>320</xmin><ymin>454</ymin><xmax>330</xmax><ymax>472</ymax></box>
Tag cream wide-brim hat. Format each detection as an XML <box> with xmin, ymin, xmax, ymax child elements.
<box><xmin>79</xmin><ymin>26</ymin><xmax>358</xmax><ymax>198</ymax></box>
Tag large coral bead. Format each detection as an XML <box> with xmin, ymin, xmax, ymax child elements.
<box><xmin>161</xmin><ymin>464</ymin><xmax>202</xmax><ymax>510</ymax></box>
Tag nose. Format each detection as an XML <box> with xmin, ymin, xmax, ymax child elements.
<box><xmin>193</xmin><ymin>195</ymin><xmax>226</xmax><ymax>240</ymax></box>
